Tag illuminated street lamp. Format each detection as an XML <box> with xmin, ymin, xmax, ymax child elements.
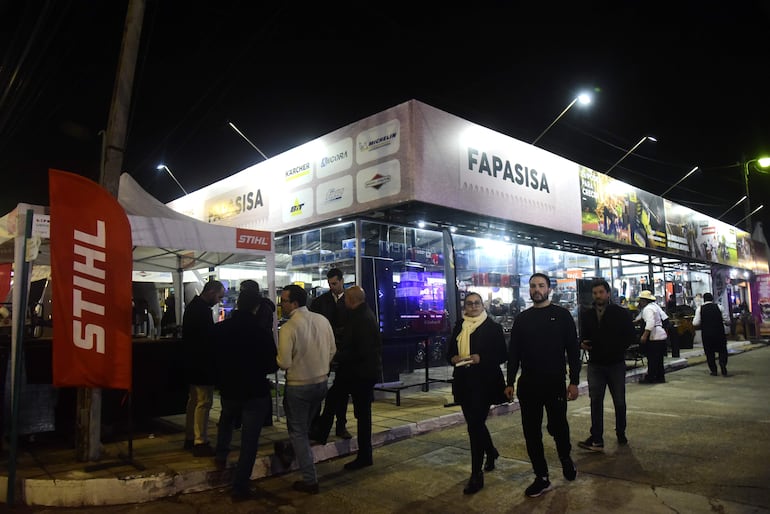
<box><xmin>156</xmin><ymin>164</ymin><xmax>189</xmax><ymax>196</ymax></box>
<box><xmin>742</xmin><ymin>156</ymin><xmax>770</xmax><ymax>230</ymax></box>
<box><xmin>661</xmin><ymin>166</ymin><xmax>699</xmax><ymax>198</ymax></box>
<box><xmin>532</xmin><ymin>92</ymin><xmax>593</xmax><ymax>145</ymax></box>
<box><xmin>606</xmin><ymin>135</ymin><xmax>657</xmax><ymax>176</ymax></box>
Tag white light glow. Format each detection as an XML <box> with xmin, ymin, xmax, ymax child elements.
<box><xmin>577</xmin><ymin>93</ymin><xmax>592</xmax><ymax>105</ymax></box>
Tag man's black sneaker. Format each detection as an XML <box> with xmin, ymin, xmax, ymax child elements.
<box><xmin>525</xmin><ymin>476</ymin><xmax>552</xmax><ymax>498</ymax></box>
<box><xmin>344</xmin><ymin>458</ymin><xmax>373</xmax><ymax>471</ymax></box>
<box><xmin>192</xmin><ymin>443</ymin><xmax>215</xmax><ymax>457</ymax></box>
<box><xmin>336</xmin><ymin>428</ymin><xmax>353</xmax><ymax>440</ymax></box>
<box><xmin>561</xmin><ymin>457</ymin><xmax>577</xmax><ymax>481</ymax></box>
<box><xmin>617</xmin><ymin>433</ymin><xmax>628</xmax><ymax>445</ymax></box>
<box><xmin>577</xmin><ymin>436</ymin><xmax>604</xmax><ymax>452</ymax></box>
<box><xmin>231</xmin><ymin>487</ymin><xmax>260</xmax><ymax>502</ymax></box>
<box><xmin>292</xmin><ymin>480</ymin><xmax>319</xmax><ymax>494</ymax></box>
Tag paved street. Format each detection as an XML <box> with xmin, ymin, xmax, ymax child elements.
<box><xmin>10</xmin><ymin>344</ymin><xmax>770</xmax><ymax>514</ymax></box>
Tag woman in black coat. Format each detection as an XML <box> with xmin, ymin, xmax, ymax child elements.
<box><xmin>447</xmin><ymin>292</ymin><xmax>508</xmax><ymax>494</ymax></box>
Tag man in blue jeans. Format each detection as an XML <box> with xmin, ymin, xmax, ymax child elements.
<box><xmin>277</xmin><ymin>285</ymin><xmax>336</xmax><ymax>494</ymax></box>
<box><xmin>578</xmin><ymin>279</ymin><xmax>636</xmax><ymax>451</ymax></box>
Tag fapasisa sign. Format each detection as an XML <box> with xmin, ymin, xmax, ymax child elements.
<box><xmin>204</xmin><ymin>186</ymin><xmax>269</xmax><ymax>224</ymax></box>
<box><xmin>457</xmin><ymin>126</ymin><xmax>582</xmax><ymax>235</ymax></box>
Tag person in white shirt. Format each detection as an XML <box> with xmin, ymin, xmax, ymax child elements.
<box><xmin>277</xmin><ymin>284</ymin><xmax>336</xmax><ymax>494</ymax></box>
<box><xmin>635</xmin><ymin>290</ymin><xmax>668</xmax><ymax>383</ymax></box>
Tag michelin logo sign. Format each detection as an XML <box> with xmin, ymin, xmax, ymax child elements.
<box><xmin>356</xmin><ymin>119</ymin><xmax>400</xmax><ymax>165</ymax></box>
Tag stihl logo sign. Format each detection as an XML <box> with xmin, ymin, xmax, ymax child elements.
<box><xmin>236</xmin><ymin>228</ymin><xmax>271</xmax><ymax>251</ymax></box>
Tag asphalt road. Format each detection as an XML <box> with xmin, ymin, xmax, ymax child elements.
<box><xmin>12</xmin><ymin>345</ymin><xmax>770</xmax><ymax>514</ymax></box>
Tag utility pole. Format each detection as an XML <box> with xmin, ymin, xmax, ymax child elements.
<box><xmin>79</xmin><ymin>0</ymin><xmax>145</xmax><ymax>462</ymax></box>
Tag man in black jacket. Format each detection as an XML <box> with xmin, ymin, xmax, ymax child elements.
<box><xmin>182</xmin><ymin>279</ymin><xmax>225</xmax><ymax>456</ymax></box>
<box><xmin>212</xmin><ymin>289</ymin><xmax>278</xmax><ymax>501</ymax></box>
<box><xmin>693</xmin><ymin>292</ymin><xmax>729</xmax><ymax>376</ymax></box>
<box><xmin>578</xmin><ymin>279</ymin><xmax>636</xmax><ymax>451</ymax></box>
<box><xmin>309</xmin><ymin>268</ymin><xmax>351</xmax><ymax>441</ymax></box>
<box><xmin>337</xmin><ymin>285</ymin><xmax>382</xmax><ymax>471</ymax></box>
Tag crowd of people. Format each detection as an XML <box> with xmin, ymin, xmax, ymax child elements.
<box><xmin>179</xmin><ymin>269</ymin><xmax>382</xmax><ymax>501</ymax></box>
<box><xmin>176</xmin><ymin>269</ymin><xmax>727</xmax><ymax>502</ymax></box>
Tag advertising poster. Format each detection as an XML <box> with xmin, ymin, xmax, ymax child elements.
<box><xmin>693</xmin><ymin>219</ymin><xmax>739</xmax><ymax>265</ymax></box>
<box><xmin>665</xmin><ymin>200</ymin><xmax>754</xmax><ymax>268</ymax></box>
<box><xmin>664</xmin><ymin>201</ymin><xmax>704</xmax><ymax>259</ymax></box>
<box><xmin>579</xmin><ymin>167</ymin><xmax>666</xmax><ymax>249</ymax></box>
<box><xmin>755</xmin><ymin>274</ymin><xmax>770</xmax><ymax>336</ymax></box>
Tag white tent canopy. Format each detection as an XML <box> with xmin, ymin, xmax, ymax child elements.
<box><xmin>119</xmin><ymin>172</ymin><xmax>275</xmax><ymax>274</ymax></box>
<box><xmin>2</xmin><ymin>174</ymin><xmax>276</xmax><ymax>397</ymax></box>
<box><xmin>0</xmin><ymin>174</ymin><xmax>276</xmax><ymax>274</ymax></box>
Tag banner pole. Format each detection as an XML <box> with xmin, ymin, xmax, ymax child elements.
<box><xmin>6</xmin><ymin>209</ymin><xmax>35</xmax><ymax>506</ymax></box>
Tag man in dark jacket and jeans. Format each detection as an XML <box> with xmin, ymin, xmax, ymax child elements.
<box><xmin>213</xmin><ymin>288</ymin><xmax>278</xmax><ymax>501</ymax></box>
<box><xmin>578</xmin><ymin>279</ymin><xmax>636</xmax><ymax>451</ymax></box>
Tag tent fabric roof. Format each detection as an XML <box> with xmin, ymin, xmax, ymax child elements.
<box><xmin>119</xmin><ymin>173</ymin><xmax>273</xmax><ymax>272</ymax></box>
<box><xmin>0</xmin><ymin>175</ymin><xmax>273</xmax><ymax>272</ymax></box>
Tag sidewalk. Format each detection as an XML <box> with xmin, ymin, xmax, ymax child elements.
<box><xmin>1</xmin><ymin>338</ymin><xmax>765</xmax><ymax>507</ymax></box>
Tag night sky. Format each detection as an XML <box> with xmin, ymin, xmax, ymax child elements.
<box><xmin>2</xmin><ymin>1</ymin><xmax>769</xmax><ymax>241</ymax></box>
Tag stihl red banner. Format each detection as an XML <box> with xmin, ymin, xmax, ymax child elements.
<box><xmin>49</xmin><ymin>169</ymin><xmax>133</xmax><ymax>390</ymax></box>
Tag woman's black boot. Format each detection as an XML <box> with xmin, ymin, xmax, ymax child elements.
<box><xmin>463</xmin><ymin>472</ymin><xmax>484</xmax><ymax>494</ymax></box>
<box><xmin>484</xmin><ymin>448</ymin><xmax>500</xmax><ymax>472</ymax></box>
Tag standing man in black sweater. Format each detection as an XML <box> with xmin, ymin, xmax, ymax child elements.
<box><xmin>182</xmin><ymin>279</ymin><xmax>225</xmax><ymax>457</ymax></box>
<box><xmin>577</xmin><ymin>279</ymin><xmax>636</xmax><ymax>452</ymax></box>
<box><xmin>212</xmin><ymin>288</ymin><xmax>278</xmax><ymax>501</ymax></box>
<box><xmin>309</xmin><ymin>268</ymin><xmax>351</xmax><ymax>442</ymax></box>
<box><xmin>337</xmin><ymin>285</ymin><xmax>382</xmax><ymax>470</ymax></box>
<box><xmin>693</xmin><ymin>292</ymin><xmax>730</xmax><ymax>376</ymax></box>
<box><xmin>505</xmin><ymin>272</ymin><xmax>581</xmax><ymax>498</ymax></box>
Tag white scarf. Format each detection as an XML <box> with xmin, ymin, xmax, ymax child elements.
<box><xmin>458</xmin><ymin>310</ymin><xmax>487</xmax><ymax>358</ymax></box>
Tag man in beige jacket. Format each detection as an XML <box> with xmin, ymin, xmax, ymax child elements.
<box><xmin>277</xmin><ymin>284</ymin><xmax>336</xmax><ymax>494</ymax></box>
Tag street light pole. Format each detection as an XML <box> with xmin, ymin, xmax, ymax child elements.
<box><xmin>606</xmin><ymin>136</ymin><xmax>656</xmax><ymax>176</ymax></box>
<box><xmin>735</xmin><ymin>205</ymin><xmax>764</xmax><ymax>228</ymax></box>
<box><xmin>532</xmin><ymin>93</ymin><xmax>592</xmax><ymax>146</ymax></box>
<box><xmin>156</xmin><ymin>164</ymin><xmax>189</xmax><ymax>196</ymax></box>
<box><xmin>741</xmin><ymin>157</ymin><xmax>770</xmax><ymax>231</ymax></box>
<box><xmin>661</xmin><ymin>166</ymin><xmax>699</xmax><ymax>198</ymax></box>
<box><xmin>228</xmin><ymin>121</ymin><xmax>269</xmax><ymax>161</ymax></box>
<box><xmin>716</xmin><ymin>195</ymin><xmax>747</xmax><ymax>220</ymax></box>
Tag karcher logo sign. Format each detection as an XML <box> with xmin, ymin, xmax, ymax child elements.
<box><xmin>285</xmin><ymin>162</ymin><xmax>311</xmax><ymax>181</ymax></box>
<box><xmin>235</xmin><ymin>228</ymin><xmax>271</xmax><ymax>251</ymax></box>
